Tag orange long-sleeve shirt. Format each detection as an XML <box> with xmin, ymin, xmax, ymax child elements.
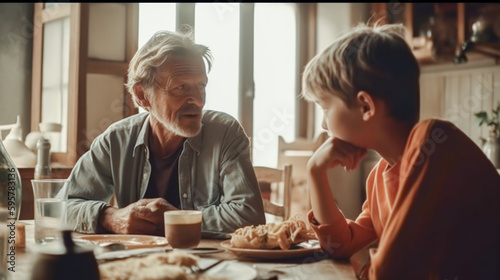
<box><xmin>309</xmin><ymin>119</ymin><xmax>500</xmax><ymax>279</ymax></box>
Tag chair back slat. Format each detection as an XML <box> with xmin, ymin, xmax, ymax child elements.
<box><xmin>254</xmin><ymin>164</ymin><xmax>293</xmax><ymax>222</ymax></box>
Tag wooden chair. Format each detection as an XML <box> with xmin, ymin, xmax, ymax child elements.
<box><xmin>276</xmin><ymin>132</ymin><xmax>327</xmax><ymax>215</ymax></box>
<box><xmin>277</xmin><ymin>131</ymin><xmax>328</xmax><ymax>184</ymax></box>
<box><xmin>254</xmin><ymin>164</ymin><xmax>293</xmax><ymax>222</ymax></box>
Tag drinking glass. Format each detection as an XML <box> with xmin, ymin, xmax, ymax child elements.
<box><xmin>31</xmin><ymin>179</ymin><xmax>69</xmax><ymax>244</ymax></box>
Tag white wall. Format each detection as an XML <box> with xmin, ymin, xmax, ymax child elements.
<box><xmin>0</xmin><ymin>4</ymin><xmax>33</xmax><ymax>140</ymax></box>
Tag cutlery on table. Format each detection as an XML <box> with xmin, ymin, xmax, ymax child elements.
<box><xmin>96</xmin><ymin>247</ymin><xmax>172</xmax><ymax>261</ymax></box>
<box><xmin>190</xmin><ymin>259</ymin><xmax>225</xmax><ymax>274</ymax></box>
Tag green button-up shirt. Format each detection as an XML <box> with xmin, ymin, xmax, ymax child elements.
<box><xmin>65</xmin><ymin>110</ymin><xmax>265</xmax><ymax>234</ymax></box>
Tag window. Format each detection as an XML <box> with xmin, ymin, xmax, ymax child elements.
<box><xmin>41</xmin><ymin>16</ymin><xmax>70</xmax><ymax>153</ymax></box>
<box><xmin>137</xmin><ymin>3</ymin><xmax>176</xmax><ymax>115</ymax></box>
<box><xmin>29</xmin><ymin>3</ymin><xmax>317</xmax><ymax>167</ymax></box>
<box><xmin>31</xmin><ymin>3</ymin><xmax>138</xmax><ymax>166</ymax></box>
<box><xmin>138</xmin><ymin>3</ymin><xmax>176</xmax><ymax>49</ymax></box>
<box><xmin>137</xmin><ymin>3</ymin><xmax>315</xmax><ymax>167</ymax></box>
<box><xmin>195</xmin><ymin>3</ymin><xmax>240</xmax><ymax>119</ymax></box>
<box><xmin>253</xmin><ymin>4</ymin><xmax>296</xmax><ymax>166</ymax></box>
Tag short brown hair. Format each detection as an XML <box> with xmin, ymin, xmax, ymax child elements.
<box><xmin>302</xmin><ymin>23</ymin><xmax>420</xmax><ymax>124</ymax></box>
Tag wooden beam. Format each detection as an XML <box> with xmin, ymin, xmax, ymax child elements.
<box><xmin>404</xmin><ymin>4</ymin><xmax>413</xmax><ymax>47</ymax></box>
<box><xmin>126</xmin><ymin>3</ymin><xmax>139</xmax><ymax>61</ymax></box>
<box><xmin>371</xmin><ymin>3</ymin><xmax>388</xmax><ymax>25</ymax></box>
<box><xmin>457</xmin><ymin>3</ymin><xmax>465</xmax><ymax>45</ymax></box>
<box><xmin>54</xmin><ymin>3</ymin><xmax>89</xmax><ymax>166</ymax></box>
<box><xmin>41</xmin><ymin>4</ymin><xmax>71</xmax><ymax>23</ymax></box>
<box><xmin>296</xmin><ymin>3</ymin><xmax>317</xmax><ymax>139</ymax></box>
<box><xmin>124</xmin><ymin>3</ymin><xmax>139</xmax><ymax>117</ymax></box>
<box><xmin>238</xmin><ymin>3</ymin><xmax>255</xmax><ymax>139</ymax></box>
<box><xmin>176</xmin><ymin>3</ymin><xmax>195</xmax><ymax>33</ymax></box>
<box><xmin>30</xmin><ymin>3</ymin><xmax>44</xmax><ymax>133</ymax></box>
<box><xmin>86</xmin><ymin>59</ymin><xmax>128</xmax><ymax>76</ymax></box>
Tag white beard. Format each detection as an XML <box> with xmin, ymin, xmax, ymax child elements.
<box><xmin>150</xmin><ymin>110</ymin><xmax>202</xmax><ymax>138</ymax></box>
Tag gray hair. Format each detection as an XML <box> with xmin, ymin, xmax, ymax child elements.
<box><xmin>125</xmin><ymin>30</ymin><xmax>213</xmax><ymax>108</ymax></box>
<box><xmin>301</xmin><ymin>23</ymin><xmax>420</xmax><ymax>124</ymax></box>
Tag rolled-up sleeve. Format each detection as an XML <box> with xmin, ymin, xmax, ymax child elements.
<box><xmin>308</xmin><ymin>201</ymin><xmax>377</xmax><ymax>258</ymax></box>
<box><xmin>65</xmin><ymin>135</ymin><xmax>114</xmax><ymax>233</ymax></box>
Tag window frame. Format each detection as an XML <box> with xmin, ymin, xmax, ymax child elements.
<box><xmin>173</xmin><ymin>3</ymin><xmax>317</xmax><ymax>140</ymax></box>
<box><xmin>31</xmin><ymin>3</ymin><xmax>317</xmax><ymax>166</ymax></box>
<box><xmin>31</xmin><ymin>3</ymin><xmax>138</xmax><ymax>166</ymax></box>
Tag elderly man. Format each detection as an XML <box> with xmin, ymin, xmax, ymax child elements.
<box><xmin>65</xmin><ymin>30</ymin><xmax>265</xmax><ymax>236</ymax></box>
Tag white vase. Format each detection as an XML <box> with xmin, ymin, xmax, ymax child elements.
<box><xmin>482</xmin><ymin>134</ymin><xmax>500</xmax><ymax>169</ymax></box>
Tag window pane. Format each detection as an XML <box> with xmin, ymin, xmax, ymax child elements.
<box><xmin>253</xmin><ymin>4</ymin><xmax>296</xmax><ymax>167</ymax></box>
<box><xmin>41</xmin><ymin>17</ymin><xmax>70</xmax><ymax>153</ymax></box>
<box><xmin>138</xmin><ymin>3</ymin><xmax>176</xmax><ymax>49</ymax></box>
<box><xmin>195</xmin><ymin>3</ymin><xmax>240</xmax><ymax>120</ymax></box>
<box><xmin>138</xmin><ymin>3</ymin><xmax>176</xmax><ymax>114</ymax></box>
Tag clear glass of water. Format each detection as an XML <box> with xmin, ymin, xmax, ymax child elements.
<box><xmin>31</xmin><ymin>179</ymin><xmax>69</xmax><ymax>244</ymax></box>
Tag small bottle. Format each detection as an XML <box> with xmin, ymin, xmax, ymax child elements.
<box><xmin>35</xmin><ymin>138</ymin><xmax>51</xmax><ymax>179</ymax></box>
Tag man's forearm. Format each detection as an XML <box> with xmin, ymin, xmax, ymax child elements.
<box><xmin>98</xmin><ymin>206</ymin><xmax>118</xmax><ymax>233</ymax></box>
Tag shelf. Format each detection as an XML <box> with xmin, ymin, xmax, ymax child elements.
<box><xmin>371</xmin><ymin>3</ymin><xmax>500</xmax><ymax>68</ymax></box>
<box><xmin>420</xmin><ymin>51</ymin><xmax>497</xmax><ymax>75</ymax></box>
<box><xmin>473</xmin><ymin>42</ymin><xmax>500</xmax><ymax>59</ymax></box>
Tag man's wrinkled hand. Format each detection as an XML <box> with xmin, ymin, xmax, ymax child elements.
<box><xmin>99</xmin><ymin>198</ymin><xmax>178</xmax><ymax>235</ymax></box>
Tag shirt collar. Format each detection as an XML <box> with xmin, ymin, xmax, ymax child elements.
<box><xmin>184</xmin><ymin>110</ymin><xmax>207</xmax><ymax>155</ymax></box>
<box><xmin>185</xmin><ymin>122</ymin><xmax>204</xmax><ymax>155</ymax></box>
<box><xmin>133</xmin><ymin>113</ymin><xmax>151</xmax><ymax>157</ymax></box>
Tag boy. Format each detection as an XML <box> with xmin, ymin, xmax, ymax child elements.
<box><xmin>302</xmin><ymin>23</ymin><xmax>500</xmax><ymax>279</ymax></box>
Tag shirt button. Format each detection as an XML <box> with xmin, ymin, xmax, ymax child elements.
<box><xmin>143</xmin><ymin>174</ymin><xmax>147</xmax><ymax>179</ymax></box>
<box><xmin>182</xmin><ymin>193</ymin><xmax>188</xmax><ymax>199</ymax></box>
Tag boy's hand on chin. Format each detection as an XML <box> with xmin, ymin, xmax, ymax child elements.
<box><xmin>308</xmin><ymin>137</ymin><xmax>367</xmax><ymax>172</ymax></box>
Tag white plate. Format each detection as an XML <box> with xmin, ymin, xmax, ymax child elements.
<box><xmin>75</xmin><ymin>234</ymin><xmax>168</xmax><ymax>249</ymax></box>
<box><xmin>198</xmin><ymin>258</ymin><xmax>257</xmax><ymax>280</ymax></box>
<box><xmin>173</xmin><ymin>247</ymin><xmax>224</xmax><ymax>254</ymax></box>
<box><xmin>220</xmin><ymin>240</ymin><xmax>323</xmax><ymax>260</ymax></box>
<box><xmin>96</xmin><ymin>246</ymin><xmax>225</xmax><ymax>261</ymax></box>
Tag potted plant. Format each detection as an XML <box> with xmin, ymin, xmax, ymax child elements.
<box><xmin>474</xmin><ymin>104</ymin><xmax>500</xmax><ymax>168</ymax></box>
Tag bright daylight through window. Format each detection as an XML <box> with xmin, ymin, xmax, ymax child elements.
<box><xmin>138</xmin><ymin>3</ymin><xmax>297</xmax><ymax>167</ymax></box>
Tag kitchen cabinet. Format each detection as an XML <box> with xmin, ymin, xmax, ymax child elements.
<box><xmin>371</xmin><ymin>3</ymin><xmax>500</xmax><ymax>64</ymax></box>
<box><xmin>372</xmin><ymin>3</ymin><xmax>500</xmax><ymax>147</ymax></box>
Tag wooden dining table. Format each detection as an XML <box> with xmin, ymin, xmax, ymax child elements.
<box><xmin>13</xmin><ymin>220</ymin><xmax>357</xmax><ymax>280</ymax></box>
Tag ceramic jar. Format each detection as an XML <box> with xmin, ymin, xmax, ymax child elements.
<box><xmin>31</xmin><ymin>230</ymin><xmax>100</xmax><ymax>280</ymax></box>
